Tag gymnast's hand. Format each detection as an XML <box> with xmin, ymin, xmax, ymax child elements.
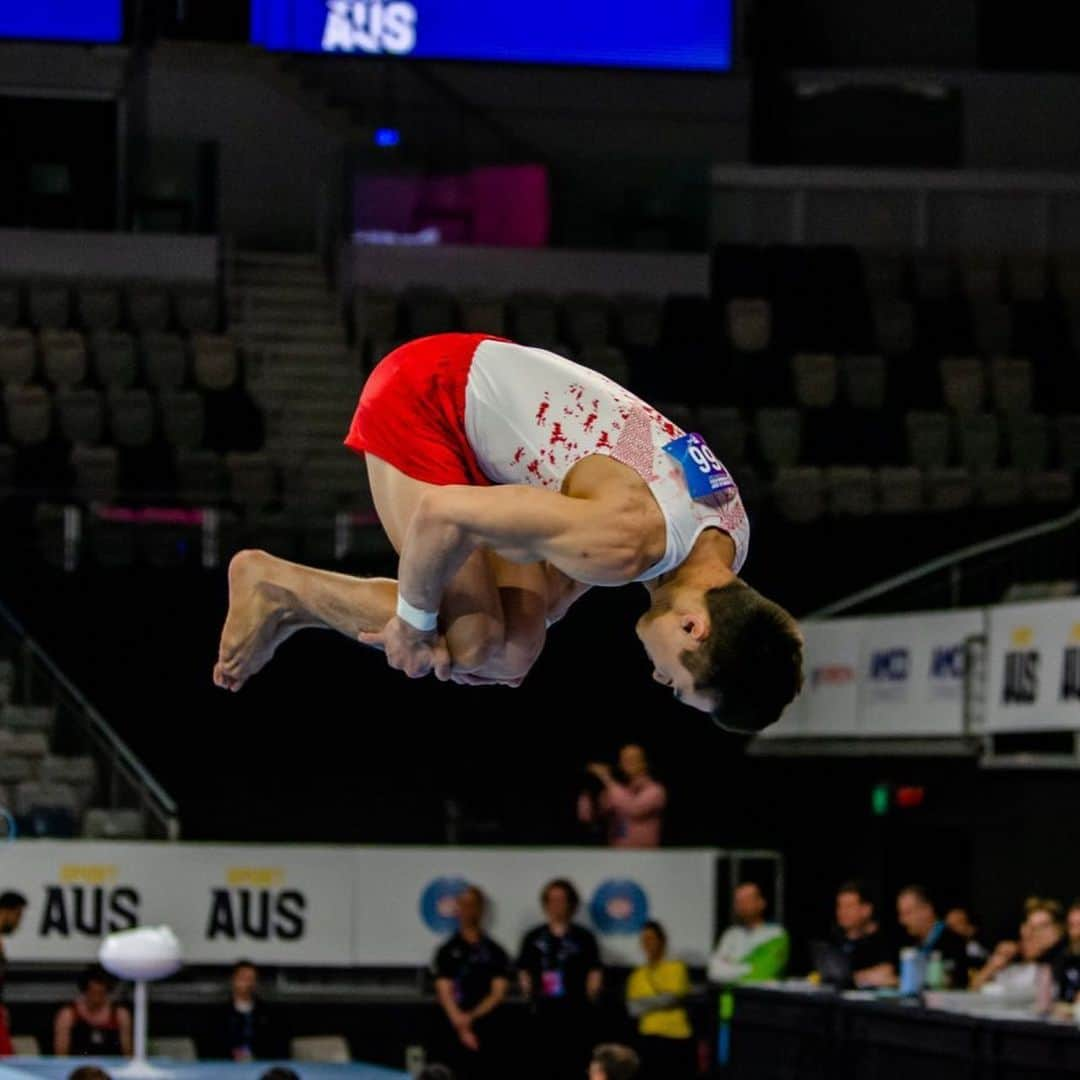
<box><xmin>359</xmin><ymin>616</ymin><xmax>453</xmax><ymax>681</ymax></box>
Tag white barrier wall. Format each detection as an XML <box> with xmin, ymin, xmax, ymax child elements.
<box><xmin>986</xmin><ymin>599</ymin><xmax>1080</xmax><ymax>732</ymax></box>
<box><xmin>767</xmin><ymin>608</ymin><xmax>985</xmax><ymax>739</ymax></box>
<box><xmin>0</xmin><ymin>842</ymin><xmax>727</xmax><ymax>968</ymax></box>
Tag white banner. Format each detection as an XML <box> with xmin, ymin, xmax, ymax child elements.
<box><xmin>986</xmin><ymin>599</ymin><xmax>1080</xmax><ymax>732</ymax></box>
<box><xmin>856</xmin><ymin>609</ymin><xmax>985</xmax><ymax>737</ymax></box>
<box><xmin>0</xmin><ymin>842</ymin><xmax>727</xmax><ymax>968</ymax></box>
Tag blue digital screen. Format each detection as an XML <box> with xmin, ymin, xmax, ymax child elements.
<box><xmin>0</xmin><ymin>1</ymin><xmax>123</xmax><ymax>43</ymax></box>
<box><xmin>252</xmin><ymin>0</ymin><xmax>733</xmax><ymax>72</ymax></box>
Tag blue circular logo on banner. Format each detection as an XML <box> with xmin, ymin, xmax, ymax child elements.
<box><xmin>419</xmin><ymin>876</ymin><xmax>469</xmax><ymax>933</ymax></box>
<box><xmin>590</xmin><ymin>879</ymin><xmax>649</xmax><ymax>934</ymax></box>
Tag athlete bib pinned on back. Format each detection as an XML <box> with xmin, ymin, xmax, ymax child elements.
<box><xmin>662</xmin><ymin>433</ymin><xmax>736</xmax><ymax>500</ymax></box>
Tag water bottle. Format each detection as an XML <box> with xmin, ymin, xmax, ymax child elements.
<box><xmin>925</xmin><ymin>950</ymin><xmax>945</xmax><ymax>990</ymax></box>
<box><xmin>899</xmin><ymin>947</ymin><xmax>925</xmax><ymax>996</ymax></box>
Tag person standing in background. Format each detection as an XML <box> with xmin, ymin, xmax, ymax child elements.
<box><xmin>222</xmin><ymin>960</ymin><xmax>276</xmax><ymax>1061</ymax></box>
<box><xmin>626</xmin><ymin>921</ymin><xmax>695</xmax><ymax>1079</ymax></box>
<box><xmin>432</xmin><ymin>885</ymin><xmax>511</xmax><ymax>1079</ymax></box>
<box><xmin>0</xmin><ymin>891</ymin><xmax>28</xmax><ymax>1057</ymax></box>
<box><xmin>518</xmin><ymin>879</ymin><xmax>603</xmax><ymax>1080</ymax></box>
<box><xmin>578</xmin><ymin>745</ymin><xmax>666</xmax><ymax>849</ymax></box>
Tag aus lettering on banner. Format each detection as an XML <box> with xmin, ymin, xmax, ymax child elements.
<box><xmin>40</xmin><ymin>864</ymin><xmax>139</xmax><ymax>940</ymax></box>
<box><xmin>322</xmin><ymin>0</ymin><xmax>417</xmax><ymax>55</ymax></box>
<box><xmin>205</xmin><ymin>867</ymin><xmax>306</xmax><ymax>943</ymax></box>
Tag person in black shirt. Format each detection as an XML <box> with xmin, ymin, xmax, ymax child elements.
<box><xmin>0</xmin><ymin>890</ymin><xmax>28</xmax><ymax>1057</ymax></box>
<box><xmin>431</xmin><ymin>885</ymin><xmax>511</xmax><ymax>1080</ymax></box>
<box><xmin>818</xmin><ymin>881</ymin><xmax>896</xmax><ymax>989</ymax></box>
<box><xmin>896</xmin><ymin>885</ymin><xmax>971</xmax><ymax>989</ymax></box>
<box><xmin>222</xmin><ymin>960</ymin><xmax>277</xmax><ymax>1061</ymax></box>
<box><xmin>1053</xmin><ymin>901</ymin><xmax>1080</xmax><ymax>1011</ymax></box>
<box><xmin>518</xmin><ymin>878</ymin><xmax>603</xmax><ymax>1080</ymax></box>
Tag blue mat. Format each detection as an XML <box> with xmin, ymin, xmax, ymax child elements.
<box><xmin>0</xmin><ymin>1060</ymin><xmax>408</xmax><ymax>1080</ymax></box>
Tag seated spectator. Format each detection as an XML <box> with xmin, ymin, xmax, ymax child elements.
<box><xmin>626</xmin><ymin>920</ymin><xmax>694</xmax><ymax>1079</ymax></box>
<box><xmin>945</xmin><ymin>906</ymin><xmax>990</xmax><ymax>968</ymax></box>
<box><xmin>578</xmin><ymin>745</ymin><xmax>666</xmax><ymax>849</ymax></box>
<box><xmin>431</xmin><ymin>884</ymin><xmax>510</xmax><ymax>1078</ymax></box>
<box><xmin>708</xmin><ymin>882</ymin><xmax>789</xmax><ymax>984</ymax></box>
<box><xmin>815</xmin><ymin>881</ymin><xmax>896</xmax><ymax>989</ymax></box>
<box><xmin>0</xmin><ymin>890</ymin><xmax>28</xmax><ymax>1057</ymax></box>
<box><xmin>69</xmin><ymin>1069</ymin><xmax>112</xmax><ymax>1080</ymax></box>
<box><xmin>518</xmin><ymin>879</ymin><xmax>603</xmax><ymax>1080</ymax></box>
<box><xmin>1053</xmin><ymin>900</ymin><xmax>1080</xmax><ymax>1010</ymax></box>
<box><xmin>590</xmin><ymin>1044</ymin><xmax>641</xmax><ymax>1080</ymax></box>
<box><xmin>222</xmin><ymin>959</ymin><xmax>276</xmax><ymax>1061</ymax></box>
<box><xmin>972</xmin><ymin>901</ymin><xmax>1064</xmax><ymax>996</ymax></box>
<box><xmin>54</xmin><ymin>965</ymin><xmax>133</xmax><ymax>1057</ymax></box>
<box><xmin>895</xmin><ymin>886</ymin><xmax>969</xmax><ymax>990</ymax></box>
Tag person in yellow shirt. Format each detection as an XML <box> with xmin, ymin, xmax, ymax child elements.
<box><xmin>625</xmin><ymin>920</ymin><xmax>696</xmax><ymax>1079</ymax></box>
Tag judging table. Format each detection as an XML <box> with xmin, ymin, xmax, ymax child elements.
<box><xmin>729</xmin><ymin>984</ymin><xmax>1080</xmax><ymax>1080</ymax></box>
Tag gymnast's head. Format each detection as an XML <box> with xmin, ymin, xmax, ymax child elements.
<box><xmin>635</xmin><ymin>578</ymin><xmax>803</xmax><ymax>732</ymax></box>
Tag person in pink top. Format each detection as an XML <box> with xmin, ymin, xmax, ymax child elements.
<box><xmin>578</xmin><ymin>745</ymin><xmax>666</xmax><ymax>848</ymax></box>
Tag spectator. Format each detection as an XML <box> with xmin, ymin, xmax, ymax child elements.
<box><xmin>895</xmin><ymin>886</ymin><xmax>970</xmax><ymax>989</ymax></box>
<box><xmin>431</xmin><ymin>884</ymin><xmax>511</xmax><ymax>1079</ymax></box>
<box><xmin>1053</xmin><ymin>900</ymin><xmax>1080</xmax><ymax>1009</ymax></box>
<box><xmin>708</xmin><ymin>882</ymin><xmax>789</xmax><ymax>984</ymax></box>
<box><xmin>222</xmin><ymin>960</ymin><xmax>276</xmax><ymax>1061</ymax></box>
<box><xmin>816</xmin><ymin>881</ymin><xmax>896</xmax><ymax>989</ymax></box>
<box><xmin>0</xmin><ymin>890</ymin><xmax>27</xmax><ymax>1058</ymax></box>
<box><xmin>68</xmin><ymin>1070</ymin><xmax>112</xmax><ymax>1080</ymax></box>
<box><xmin>590</xmin><ymin>1043</ymin><xmax>641</xmax><ymax>1080</ymax></box>
<box><xmin>945</xmin><ymin>906</ymin><xmax>990</xmax><ymax>968</ymax></box>
<box><xmin>54</xmin><ymin>965</ymin><xmax>133</xmax><ymax>1057</ymax></box>
<box><xmin>972</xmin><ymin>902</ymin><xmax>1064</xmax><ymax>996</ymax></box>
<box><xmin>518</xmin><ymin>878</ymin><xmax>603</xmax><ymax>1080</ymax></box>
<box><xmin>625</xmin><ymin>920</ymin><xmax>694</xmax><ymax>1080</ymax></box>
<box><xmin>578</xmin><ymin>745</ymin><xmax>666</xmax><ymax>849</ymax></box>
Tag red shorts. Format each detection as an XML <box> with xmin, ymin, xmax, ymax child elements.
<box><xmin>344</xmin><ymin>334</ymin><xmax>506</xmax><ymax>486</ymax></box>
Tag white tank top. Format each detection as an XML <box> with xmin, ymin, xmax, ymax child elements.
<box><xmin>463</xmin><ymin>340</ymin><xmax>749</xmax><ymax>582</ymax></box>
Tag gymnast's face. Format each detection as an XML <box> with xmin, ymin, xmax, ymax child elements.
<box><xmin>635</xmin><ymin>593</ymin><xmax>713</xmax><ymax>713</ymax></box>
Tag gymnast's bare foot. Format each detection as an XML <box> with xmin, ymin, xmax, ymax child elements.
<box><xmin>214</xmin><ymin>550</ymin><xmax>300</xmax><ymax>692</ymax></box>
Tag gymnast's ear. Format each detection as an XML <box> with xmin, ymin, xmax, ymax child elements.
<box><xmin>681</xmin><ymin>613</ymin><xmax>708</xmax><ymax>641</ymax></box>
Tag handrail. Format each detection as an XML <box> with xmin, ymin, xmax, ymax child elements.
<box><xmin>807</xmin><ymin>505</ymin><xmax>1080</xmax><ymax>620</ymax></box>
<box><xmin>0</xmin><ymin>596</ymin><xmax>180</xmax><ymax>835</ymax></box>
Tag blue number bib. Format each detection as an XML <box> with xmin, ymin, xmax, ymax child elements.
<box><xmin>662</xmin><ymin>432</ymin><xmax>736</xmax><ymax>500</ymax></box>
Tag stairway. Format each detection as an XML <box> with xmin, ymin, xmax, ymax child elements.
<box><xmin>229</xmin><ymin>251</ymin><xmax>365</xmax><ymax>475</ymax></box>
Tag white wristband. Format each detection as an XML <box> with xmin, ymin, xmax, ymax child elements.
<box><xmin>396</xmin><ymin>595</ymin><xmax>438</xmax><ymax>633</ymax></box>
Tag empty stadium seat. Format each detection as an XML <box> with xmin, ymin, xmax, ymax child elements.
<box><xmin>940</xmin><ymin>356</ymin><xmax>985</xmax><ymax>416</ymax></box>
<box><xmin>108</xmin><ymin>389</ymin><xmax>156</xmax><ymax>448</ymax></box>
<box><xmin>973</xmin><ymin>468</ymin><xmax>1024</xmax><ymax>508</ymax></box>
<box><xmin>0</xmin><ymin>659</ymin><xmax>13</xmax><ymax>706</ymax></box>
<box><xmin>40</xmin><ymin>755</ymin><xmax>96</xmax><ymax>807</ymax></box>
<box><xmin>861</xmin><ymin>251</ymin><xmax>907</xmax><ymax>299</ymax></box>
<box><xmin>76</xmin><ymin>284</ymin><xmax>121</xmax><ymax>331</ymax></box>
<box><xmin>826</xmin><ymin>466</ymin><xmax>876</xmax><ymax>516</ymax></box>
<box><xmin>0</xmin><ymin>705</ymin><xmax>55</xmax><ymax>732</ymax></box>
<box><xmin>57</xmin><ymin>388</ymin><xmax>105</xmax><ymax>445</ymax></box>
<box><xmin>41</xmin><ymin>329</ymin><xmax>88</xmax><ymax>388</ymax></box>
<box><xmin>563</xmin><ymin>293</ymin><xmax>610</xmax><ymax>348</ymax></box>
<box><xmin>0</xmin><ymin>757</ymin><xmax>33</xmax><ymax>787</ymax></box>
<box><xmin>509</xmin><ymin>292</ymin><xmax>559</xmax><ymax>345</ymax></box>
<box><xmin>0</xmin><ymin>780</ymin><xmax>8</xmax><ymax>810</ymax></box>
<box><xmin>175</xmin><ymin>449</ymin><xmax>225</xmax><ymax>505</ymax></box>
<box><xmin>1007</xmin><ymin>254</ymin><xmax>1048</xmax><ymax>302</ymax></box>
<box><xmin>5</xmin><ymin>731</ymin><xmax>48</xmax><ymax>761</ymax></box>
<box><xmin>698</xmin><ymin>407</ymin><xmax>747</xmax><ymax>465</ymax></box>
<box><xmin>71</xmin><ymin>446</ymin><xmax>119</xmax><ymax>504</ymax></box>
<box><xmin>90</xmin><ymin>331</ymin><xmax>139</xmax><ymax>389</ymax></box>
<box><xmin>174</xmin><ymin>288</ymin><xmax>220</xmax><ymax>333</ymax></box>
<box><xmin>773</xmin><ymin>467</ymin><xmax>825</xmax><ymax>523</ymax></box>
<box><xmin>83</xmin><ymin>807</ymin><xmax>148</xmax><ymax>840</ymax></box>
<box><xmin>841</xmin><ymin>354</ymin><xmax>887</xmax><ymax>410</ymax></box>
<box><xmin>401</xmin><ymin>286</ymin><xmax>457</xmax><ymax>338</ymax></box>
<box><xmin>926</xmin><ymin>467</ymin><xmax>974</xmax><ymax>511</ymax></box>
<box><xmin>578</xmin><ymin>345</ymin><xmax>630</xmax><ymax>386</ymax></box>
<box><xmin>226</xmin><ymin>451</ymin><xmax>276</xmax><ymax>509</ymax></box>
<box><xmin>193</xmin><ymin>334</ymin><xmax>238</xmax><ymax>391</ymax></box>
<box><xmin>5</xmin><ymin>386</ymin><xmax>52</xmax><ymax>446</ymax></box>
<box><xmin>989</xmin><ymin>356</ymin><xmax>1034</xmax><ymax>414</ymax></box>
<box><xmin>956</xmin><ymin>413</ymin><xmax>1000</xmax><ymax>470</ymax></box>
<box><xmin>1005</xmin><ymin>413</ymin><xmax>1050</xmax><ymax>470</ymax></box>
<box><xmin>911</xmin><ymin>255</ymin><xmax>955</xmax><ymax>300</ymax></box>
<box><xmin>459</xmin><ymin>294</ymin><xmax>506</xmax><ymax>336</ymax></box>
<box><xmin>959</xmin><ymin>254</ymin><xmax>1001</xmax><ymax>301</ymax></box>
<box><xmin>0</xmin><ymin>281</ymin><xmax>19</xmax><ymax>328</ymax></box>
<box><xmin>872</xmin><ymin>300</ymin><xmax>915</xmax><ymax>354</ymax></box>
<box><xmin>1025</xmin><ymin>470</ymin><xmax>1074</xmax><ymax>504</ymax></box>
<box><xmin>290</xmin><ymin>1035</ymin><xmax>351</xmax><ymax>1063</ymax></box>
<box><xmin>28</xmin><ymin>283</ymin><xmax>70</xmax><ymax>329</ymax></box>
<box><xmin>725</xmin><ymin>298</ymin><xmax>771</xmax><ymax>353</ymax></box>
<box><xmin>15</xmin><ymin>780</ymin><xmax>78</xmax><ymax>837</ymax></box>
<box><xmin>905</xmin><ymin>411</ymin><xmax>951</xmax><ymax>469</ymax></box>
<box><xmin>128</xmin><ymin>284</ymin><xmax>171</xmax><ymax>331</ymax></box>
<box><xmin>160</xmin><ymin>391</ymin><xmax>205</xmax><ymax>449</ymax></box>
<box><xmin>615</xmin><ymin>294</ymin><xmax>663</xmax><ymax>349</ymax></box>
<box><xmin>148</xmin><ymin>1036</ymin><xmax>198</xmax><ymax>1061</ymax></box>
<box><xmin>755</xmin><ymin>408</ymin><xmax>802</xmax><ymax>468</ymax></box>
<box><xmin>791</xmin><ymin>353</ymin><xmax>838</xmax><ymax>408</ymax></box>
<box><xmin>0</xmin><ymin>329</ymin><xmax>36</xmax><ymax>386</ymax></box>
<box><xmin>352</xmin><ymin>288</ymin><xmax>398</xmax><ymax>344</ymax></box>
<box><xmin>143</xmin><ymin>332</ymin><xmax>188</xmax><ymax>391</ymax></box>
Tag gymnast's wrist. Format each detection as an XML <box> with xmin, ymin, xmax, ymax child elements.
<box><xmin>396</xmin><ymin>595</ymin><xmax>439</xmax><ymax>633</ymax></box>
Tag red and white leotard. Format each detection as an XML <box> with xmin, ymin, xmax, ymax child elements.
<box><xmin>345</xmin><ymin>333</ymin><xmax>749</xmax><ymax>583</ymax></box>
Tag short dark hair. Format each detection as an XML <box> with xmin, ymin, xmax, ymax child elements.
<box><xmin>837</xmin><ymin>880</ymin><xmax>875</xmax><ymax>907</ymax></box>
<box><xmin>641</xmin><ymin>919</ymin><xmax>667</xmax><ymax>944</ymax></box>
<box><xmin>681</xmin><ymin>581</ymin><xmax>803</xmax><ymax>734</ymax></box>
<box><xmin>591</xmin><ymin>1043</ymin><xmax>640</xmax><ymax>1080</ymax></box>
<box><xmin>77</xmin><ymin>964</ymin><xmax>115</xmax><ymax>993</ymax></box>
<box><xmin>541</xmin><ymin>878</ymin><xmax>580</xmax><ymax>914</ymax></box>
<box><xmin>459</xmin><ymin>884</ymin><xmax>486</xmax><ymax>910</ymax></box>
<box><xmin>259</xmin><ymin>1070</ymin><xmax>300</xmax><ymax>1080</ymax></box>
<box><xmin>0</xmin><ymin>890</ymin><xmax>27</xmax><ymax>910</ymax></box>
<box><xmin>898</xmin><ymin>884</ymin><xmax>936</xmax><ymax>912</ymax></box>
<box><xmin>68</xmin><ymin>1069</ymin><xmax>112</xmax><ymax>1080</ymax></box>
<box><xmin>232</xmin><ymin>959</ymin><xmax>258</xmax><ymax>976</ymax></box>
<box><xmin>417</xmin><ymin>1067</ymin><xmax>455</xmax><ymax>1080</ymax></box>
